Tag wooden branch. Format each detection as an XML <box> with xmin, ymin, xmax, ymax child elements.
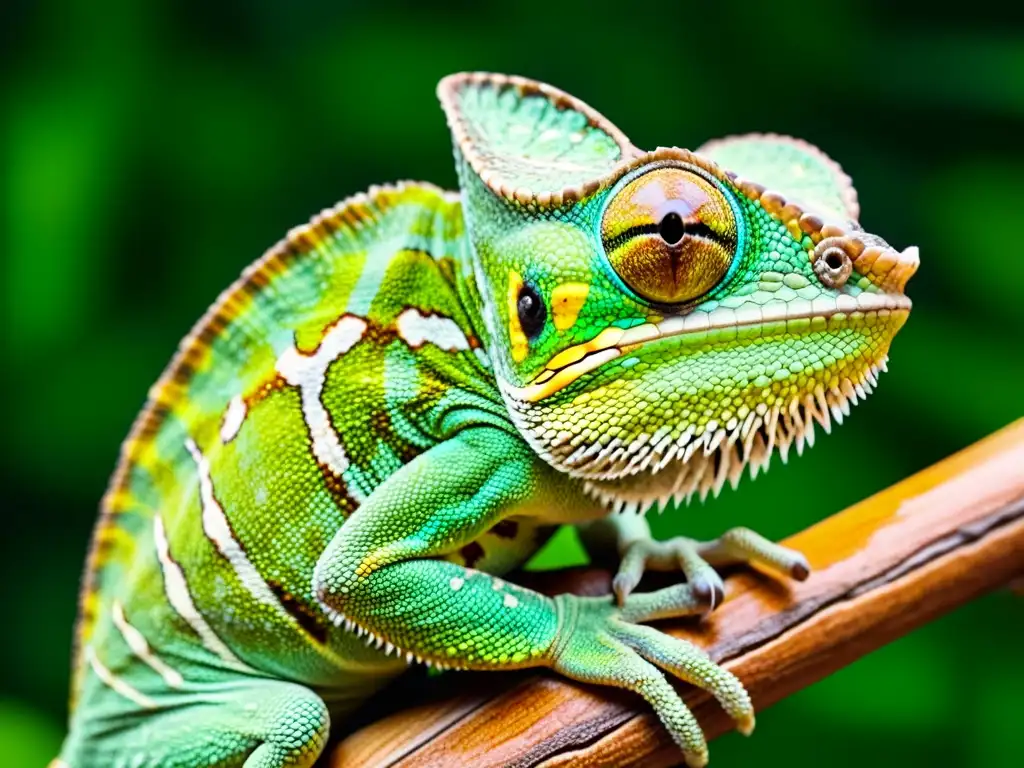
<box><xmin>331</xmin><ymin>420</ymin><xmax>1024</xmax><ymax>768</ymax></box>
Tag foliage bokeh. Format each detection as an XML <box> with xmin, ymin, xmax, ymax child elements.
<box><xmin>2</xmin><ymin>1</ymin><xmax>1021</xmax><ymax>765</ymax></box>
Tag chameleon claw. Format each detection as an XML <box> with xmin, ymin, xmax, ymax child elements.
<box><xmin>701</xmin><ymin>527</ymin><xmax>812</xmax><ymax>582</ymax></box>
<box><xmin>736</xmin><ymin>713</ymin><xmax>756</xmax><ymax>737</ymax></box>
<box><xmin>789</xmin><ymin>553</ymin><xmax>811</xmax><ymax>581</ymax></box>
<box><xmin>612</xmin><ymin>572</ymin><xmax>641</xmax><ymax>605</ymax></box>
<box><xmin>689</xmin><ymin>573</ymin><xmax>726</xmax><ymax>612</ymax></box>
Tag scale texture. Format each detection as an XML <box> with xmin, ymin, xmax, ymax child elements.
<box><xmin>55</xmin><ymin>72</ymin><xmax>917</xmax><ymax>768</ymax></box>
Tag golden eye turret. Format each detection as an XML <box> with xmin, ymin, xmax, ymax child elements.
<box><xmin>601</xmin><ymin>167</ymin><xmax>738</xmax><ymax>304</ymax></box>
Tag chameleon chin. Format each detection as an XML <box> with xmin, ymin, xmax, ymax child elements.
<box><xmin>55</xmin><ymin>72</ymin><xmax>917</xmax><ymax>768</ymax></box>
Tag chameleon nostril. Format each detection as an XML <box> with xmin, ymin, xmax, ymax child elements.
<box><xmin>812</xmin><ymin>242</ymin><xmax>853</xmax><ymax>290</ymax></box>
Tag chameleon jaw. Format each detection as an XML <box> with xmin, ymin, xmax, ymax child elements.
<box><xmin>500</xmin><ymin>291</ymin><xmax>912</xmax><ymax>404</ymax></box>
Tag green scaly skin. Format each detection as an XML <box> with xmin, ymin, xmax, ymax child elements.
<box><xmin>56</xmin><ymin>72</ymin><xmax>918</xmax><ymax>768</ymax></box>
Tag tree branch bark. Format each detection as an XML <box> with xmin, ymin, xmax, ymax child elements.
<box><xmin>330</xmin><ymin>419</ymin><xmax>1024</xmax><ymax>767</ymax></box>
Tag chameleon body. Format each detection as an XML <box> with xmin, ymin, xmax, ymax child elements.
<box><xmin>56</xmin><ymin>73</ymin><xmax>918</xmax><ymax>767</ymax></box>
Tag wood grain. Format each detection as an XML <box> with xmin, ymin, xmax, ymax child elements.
<box><xmin>330</xmin><ymin>419</ymin><xmax>1024</xmax><ymax>768</ymax></box>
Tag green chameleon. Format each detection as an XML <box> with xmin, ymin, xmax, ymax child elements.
<box><xmin>55</xmin><ymin>72</ymin><xmax>918</xmax><ymax>768</ymax></box>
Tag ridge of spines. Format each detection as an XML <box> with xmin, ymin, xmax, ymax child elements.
<box><xmin>579</xmin><ymin>358</ymin><xmax>887</xmax><ymax>515</ymax></box>
<box><xmin>315</xmin><ymin>602</ymin><xmax>458</xmax><ymax>671</ymax></box>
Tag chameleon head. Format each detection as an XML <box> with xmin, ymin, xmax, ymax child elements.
<box><xmin>439</xmin><ymin>73</ymin><xmax>918</xmax><ymax>511</ymax></box>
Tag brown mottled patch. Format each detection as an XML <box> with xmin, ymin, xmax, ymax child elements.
<box><xmin>490</xmin><ymin>520</ymin><xmax>519</xmax><ymax>539</ymax></box>
<box><xmin>318</xmin><ymin>463</ymin><xmax>360</xmax><ymax>517</ymax></box>
<box><xmin>266</xmin><ymin>580</ymin><xmax>329</xmax><ymax>645</ymax></box>
<box><xmin>90</xmin><ymin>532</ymin><xmax>117</xmax><ymax>566</ymax></box>
<box><xmin>361</xmin><ymin>318</ymin><xmax>397</xmax><ymax>346</ymax></box>
<box><xmin>239</xmin><ymin>266</ymin><xmax>270</xmax><ymax>296</ymax></box>
<box><xmin>170</xmin><ymin>359</ymin><xmax>197</xmax><ymax>385</ymax></box>
<box><xmin>460</xmin><ymin>541</ymin><xmax>485</xmax><ymax>568</ymax></box>
<box><xmin>243</xmin><ymin>372</ymin><xmax>288</xmax><ymax>410</ymax></box>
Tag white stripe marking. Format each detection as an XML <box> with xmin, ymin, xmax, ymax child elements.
<box><xmin>85</xmin><ymin>646</ymin><xmax>156</xmax><ymax>709</ymax></box>
<box><xmin>276</xmin><ymin>315</ymin><xmax>367</xmax><ymax>499</ymax></box>
<box><xmin>220</xmin><ymin>395</ymin><xmax>247</xmax><ymax>443</ymax></box>
<box><xmin>396</xmin><ymin>308</ymin><xmax>471</xmax><ymax>352</ymax></box>
<box><xmin>153</xmin><ymin>514</ymin><xmax>249</xmax><ymax>668</ymax></box>
<box><xmin>185</xmin><ymin>437</ymin><xmax>281</xmax><ymax>609</ymax></box>
<box><xmin>111</xmin><ymin>600</ymin><xmax>184</xmax><ymax>689</ymax></box>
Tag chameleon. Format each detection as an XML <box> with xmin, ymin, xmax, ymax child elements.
<box><xmin>55</xmin><ymin>71</ymin><xmax>918</xmax><ymax>768</ymax></box>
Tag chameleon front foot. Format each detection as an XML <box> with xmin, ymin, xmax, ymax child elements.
<box><xmin>549</xmin><ymin>594</ymin><xmax>753</xmax><ymax>768</ymax></box>
<box><xmin>613</xmin><ymin>526</ymin><xmax>810</xmax><ymax>613</ymax></box>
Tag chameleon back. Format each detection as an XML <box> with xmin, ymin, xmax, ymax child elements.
<box><xmin>69</xmin><ymin>182</ymin><xmax>513</xmax><ymax>729</ymax></box>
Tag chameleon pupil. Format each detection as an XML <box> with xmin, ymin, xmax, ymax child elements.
<box><xmin>659</xmin><ymin>212</ymin><xmax>685</xmax><ymax>245</ymax></box>
<box><xmin>517</xmin><ymin>283</ymin><xmax>546</xmax><ymax>339</ymax></box>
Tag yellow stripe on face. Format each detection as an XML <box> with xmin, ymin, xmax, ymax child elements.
<box><xmin>546</xmin><ymin>326</ymin><xmax>624</xmax><ymax>370</ymax></box>
<box><xmin>507</xmin><ymin>270</ymin><xmax>529</xmax><ymax>362</ymax></box>
<box><xmin>550</xmin><ymin>282</ymin><xmax>590</xmax><ymax>330</ymax></box>
<box><xmin>503</xmin><ymin>347</ymin><xmax>622</xmax><ymax>402</ymax></box>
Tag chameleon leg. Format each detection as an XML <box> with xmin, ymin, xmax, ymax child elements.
<box><xmin>581</xmin><ymin>517</ymin><xmax>809</xmax><ymax>616</ymax></box>
<box><xmin>312</xmin><ymin>426</ymin><xmax>580</xmax><ymax>670</ymax></box>
<box><xmin>60</xmin><ymin>674</ymin><xmax>329</xmax><ymax>768</ymax></box>
<box><xmin>314</xmin><ymin>427</ymin><xmax>752</xmax><ymax>767</ymax></box>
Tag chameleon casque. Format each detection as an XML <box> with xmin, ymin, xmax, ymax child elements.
<box><xmin>56</xmin><ymin>72</ymin><xmax>918</xmax><ymax>768</ymax></box>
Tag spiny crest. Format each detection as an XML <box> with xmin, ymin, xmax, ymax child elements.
<box><xmin>318</xmin><ymin>596</ymin><xmax>459</xmax><ymax>671</ymax></box>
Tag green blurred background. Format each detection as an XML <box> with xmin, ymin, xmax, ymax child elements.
<box><xmin>3</xmin><ymin>0</ymin><xmax>1022</xmax><ymax>765</ymax></box>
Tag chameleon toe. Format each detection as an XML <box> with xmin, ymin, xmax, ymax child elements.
<box><xmin>689</xmin><ymin>574</ymin><xmax>726</xmax><ymax>612</ymax></box>
<box><xmin>790</xmin><ymin>555</ymin><xmax>811</xmax><ymax>581</ymax></box>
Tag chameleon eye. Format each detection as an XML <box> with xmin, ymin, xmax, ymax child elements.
<box><xmin>601</xmin><ymin>167</ymin><xmax>738</xmax><ymax>305</ymax></box>
<box><xmin>517</xmin><ymin>281</ymin><xmax>546</xmax><ymax>339</ymax></box>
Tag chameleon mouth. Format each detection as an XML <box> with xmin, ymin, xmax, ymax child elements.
<box><xmin>501</xmin><ymin>292</ymin><xmax>912</xmax><ymax>403</ymax></box>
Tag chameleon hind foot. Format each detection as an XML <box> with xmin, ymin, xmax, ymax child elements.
<box><xmin>549</xmin><ymin>594</ymin><xmax>753</xmax><ymax>768</ymax></box>
<box><xmin>613</xmin><ymin>526</ymin><xmax>810</xmax><ymax>613</ymax></box>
